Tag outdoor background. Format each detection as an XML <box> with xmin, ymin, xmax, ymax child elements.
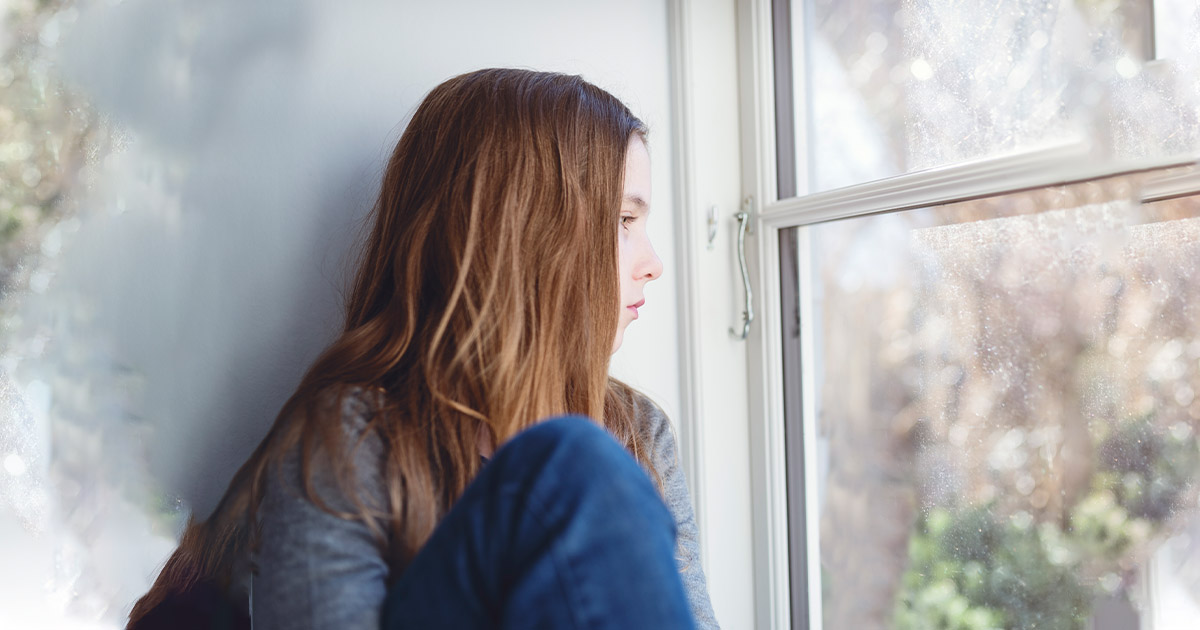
<box><xmin>797</xmin><ymin>0</ymin><xmax>1200</xmax><ymax>627</ymax></box>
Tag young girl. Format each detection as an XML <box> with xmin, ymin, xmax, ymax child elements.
<box><xmin>128</xmin><ymin>68</ymin><xmax>719</xmax><ymax>629</ymax></box>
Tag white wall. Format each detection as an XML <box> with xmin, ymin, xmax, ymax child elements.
<box><xmin>5</xmin><ymin>1</ymin><xmax>684</xmax><ymax>624</ymax></box>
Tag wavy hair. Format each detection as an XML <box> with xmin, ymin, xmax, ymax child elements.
<box><xmin>129</xmin><ymin>68</ymin><xmax>655</xmax><ymax>624</ymax></box>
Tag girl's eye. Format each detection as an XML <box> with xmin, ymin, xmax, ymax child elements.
<box><xmin>620</xmin><ymin>215</ymin><xmax>635</xmax><ymax>228</ymax></box>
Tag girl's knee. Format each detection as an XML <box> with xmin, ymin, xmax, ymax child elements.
<box><xmin>495</xmin><ymin>415</ymin><xmax>656</xmax><ymax>503</ymax></box>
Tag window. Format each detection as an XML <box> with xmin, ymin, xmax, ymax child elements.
<box><xmin>777</xmin><ymin>0</ymin><xmax>1196</xmax><ymax>196</ymax></box>
<box><xmin>752</xmin><ymin>0</ymin><xmax>1200</xmax><ymax>628</ymax></box>
<box><xmin>788</xmin><ymin>173</ymin><xmax>1200</xmax><ymax>629</ymax></box>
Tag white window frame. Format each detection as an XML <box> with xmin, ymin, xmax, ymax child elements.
<box><xmin>668</xmin><ymin>1</ymin><xmax>759</xmax><ymax>628</ymax></box>
<box><xmin>732</xmin><ymin>1</ymin><xmax>1200</xmax><ymax>629</ymax></box>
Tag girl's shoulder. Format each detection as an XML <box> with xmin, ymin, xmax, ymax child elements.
<box><xmin>288</xmin><ymin>384</ymin><xmax>393</xmax><ymax>454</ymax></box>
<box><xmin>620</xmin><ymin>386</ymin><xmax>675</xmax><ymax>448</ymax></box>
<box><xmin>628</xmin><ymin>388</ymin><xmax>666</xmax><ymax>418</ymax></box>
<box><xmin>309</xmin><ymin>384</ymin><xmax>389</xmax><ymax>426</ymax></box>
<box><xmin>272</xmin><ymin>384</ymin><xmax>393</xmax><ymax>491</ymax></box>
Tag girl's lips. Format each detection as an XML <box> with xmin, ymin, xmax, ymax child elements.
<box><xmin>626</xmin><ymin>299</ymin><xmax>645</xmax><ymax>319</ymax></box>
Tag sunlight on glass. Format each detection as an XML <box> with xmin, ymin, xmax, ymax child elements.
<box><xmin>799</xmin><ymin>0</ymin><xmax>1200</xmax><ymax>192</ymax></box>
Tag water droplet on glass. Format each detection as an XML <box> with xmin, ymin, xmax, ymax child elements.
<box><xmin>3</xmin><ymin>453</ymin><xmax>27</xmax><ymax>477</ymax></box>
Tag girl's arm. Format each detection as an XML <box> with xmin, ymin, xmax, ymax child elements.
<box><xmin>252</xmin><ymin>394</ymin><xmax>390</xmax><ymax>630</ymax></box>
<box><xmin>638</xmin><ymin>395</ymin><xmax>722</xmax><ymax>630</ymax></box>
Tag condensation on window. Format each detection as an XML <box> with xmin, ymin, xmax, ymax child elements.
<box><xmin>0</xmin><ymin>1</ymin><xmax>178</xmax><ymax>628</ymax></box>
<box><xmin>808</xmin><ymin>171</ymin><xmax>1200</xmax><ymax>628</ymax></box>
<box><xmin>801</xmin><ymin>0</ymin><xmax>1200</xmax><ymax>193</ymax></box>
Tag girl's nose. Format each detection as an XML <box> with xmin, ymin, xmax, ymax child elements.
<box><xmin>640</xmin><ymin>242</ymin><xmax>663</xmax><ymax>281</ymax></box>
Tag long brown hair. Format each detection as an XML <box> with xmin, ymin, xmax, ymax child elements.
<box><xmin>129</xmin><ymin>68</ymin><xmax>656</xmax><ymax>624</ymax></box>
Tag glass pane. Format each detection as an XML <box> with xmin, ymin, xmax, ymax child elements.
<box><xmin>0</xmin><ymin>2</ymin><xmax>123</xmax><ymax>627</ymax></box>
<box><xmin>801</xmin><ymin>170</ymin><xmax>1200</xmax><ymax>628</ymax></box>
<box><xmin>793</xmin><ymin>0</ymin><xmax>1200</xmax><ymax>193</ymax></box>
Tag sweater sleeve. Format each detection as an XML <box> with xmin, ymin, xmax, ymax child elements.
<box><xmin>251</xmin><ymin>391</ymin><xmax>391</xmax><ymax>630</ymax></box>
<box><xmin>637</xmin><ymin>395</ymin><xmax>722</xmax><ymax>630</ymax></box>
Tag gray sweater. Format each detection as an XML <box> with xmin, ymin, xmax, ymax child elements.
<box><xmin>248</xmin><ymin>390</ymin><xmax>720</xmax><ymax>629</ymax></box>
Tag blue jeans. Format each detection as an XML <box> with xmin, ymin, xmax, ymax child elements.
<box><xmin>381</xmin><ymin>416</ymin><xmax>697</xmax><ymax>629</ymax></box>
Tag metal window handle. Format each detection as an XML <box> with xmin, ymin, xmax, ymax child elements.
<box><xmin>730</xmin><ymin>199</ymin><xmax>754</xmax><ymax>340</ymax></box>
<box><xmin>706</xmin><ymin>205</ymin><xmax>718</xmax><ymax>250</ymax></box>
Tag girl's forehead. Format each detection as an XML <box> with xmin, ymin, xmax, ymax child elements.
<box><xmin>623</xmin><ymin>139</ymin><xmax>652</xmax><ymax>212</ymax></box>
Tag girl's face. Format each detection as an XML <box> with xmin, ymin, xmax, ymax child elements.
<box><xmin>613</xmin><ymin>136</ymin><xmax>663</xmax><ymax>353</ymax></box>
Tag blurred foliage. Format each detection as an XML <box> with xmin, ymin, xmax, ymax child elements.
<box><xmin>0</xmin><ymin>0</ymin><xmax>99</xmax><ymax>293</ymax></box>
<box><xmin>1069</xmin><ymin>490</ymin><xmax>1151</xmax><ymax>564</ymax></box>
<box><xmin>1096</xmin><ymin>415</ymin><xmax>1199</xmax><ymax>522</ymax></box>
<box><xmin>897</xmin><ymin>506</ymin><xmax>1091</xmax><ymax>630</ymax></box>
<box><xmin>898</xmin><ymin>415</ymin><xmax>1200</xmax><ymax>627</ymax></box>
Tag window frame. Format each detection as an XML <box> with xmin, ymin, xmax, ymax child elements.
<box><xmin>736</xmin><ymin>1</ymin><xmax>1200</xmax><ymax>629</ymax></box>
<box><xmin>668</xmin><ymin>1</ymin><xmax>759</xmax><ymax>627</ymax></box>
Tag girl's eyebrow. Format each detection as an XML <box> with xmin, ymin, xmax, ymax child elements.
<box><xmin>622</xmin><ymin>194</ymin><xmax>649</xmax><ymax>213</ymax></box>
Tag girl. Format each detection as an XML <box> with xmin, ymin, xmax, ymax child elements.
<box><xmin>128</xmin><ymin>68</ymin><xmax>718</xmax><ymax>630</ymax></box>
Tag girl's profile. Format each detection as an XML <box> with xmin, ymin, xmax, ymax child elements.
<box><xmin>126</xmin><ymin>68</ymin><xmax>719</xmax><ymax>629</ymax></box>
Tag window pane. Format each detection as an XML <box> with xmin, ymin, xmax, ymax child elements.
<box><xmin>800</xmin><ymin>171</ymin><xmax>1200</xmax><ymax>628</ymax></box>
<box><xmin>792</xmin><ymin>0</ymin><xmax>1200</xmax><ymax>193</ymax></box>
